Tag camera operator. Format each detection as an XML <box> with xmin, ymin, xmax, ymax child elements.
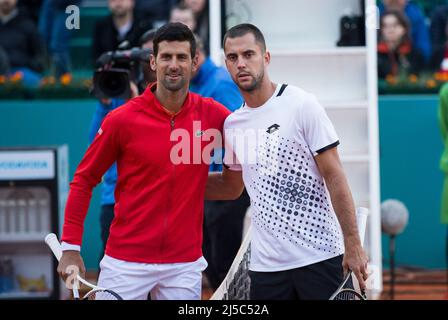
<box><xmin>88</xmin><ymin>29</ymin><xmax>157</xmax><ymax>261</ymax></box>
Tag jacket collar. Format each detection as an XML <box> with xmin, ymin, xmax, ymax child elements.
<box><xmin>142</xmin><ymin>82</ymin><xmax>192</xmax><ymax>118</ymax></box>
<box><xmin>378</xmin><ymin>40</ymin><xmax>412</xmax><ymax>55</ymax></box>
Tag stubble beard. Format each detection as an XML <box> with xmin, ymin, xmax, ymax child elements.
<box><xmin>237</xmin><ymin>71</ymin><xmax>264</xmax><ymax>93</ymax></box>
<box><xmin>161</xmin><ymin>76</ymin><xmax>187</xmax><ymax>92</ymax></box>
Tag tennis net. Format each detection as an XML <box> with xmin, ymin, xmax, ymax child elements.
<box><xmin>209</xmin><ymin>225</ymin><xmax>252</xmax><ymax>300</ymax></box>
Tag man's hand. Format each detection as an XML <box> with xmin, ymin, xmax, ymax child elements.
<box><xmin>205</xmin><ymin>167</ymin><xmax>244</xmax><ymax>200</ymax></box>
<box><xmin>130</xmin><ymin>82</ymin><xmax>139</xmax><ymax>99</ymax></box>
<box><xmin>57</xmin><ymin>251</ymin><xmax>86</xmax><ymax>286</ymax></box>
<box><xmin>342</xmin><ymin>240</ymin><xmax>369</xmax><ymax>291</ymax></box>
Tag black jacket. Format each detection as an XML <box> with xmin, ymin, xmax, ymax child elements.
<box><xmin>0</xmin><ymin>11</ymin><xmax>44</xmax><ymax>73</ymax></box>
<box><xmin>377</xmin><ymin>41</ymin><xmax>426</xmax><ymax>79</ymax></box>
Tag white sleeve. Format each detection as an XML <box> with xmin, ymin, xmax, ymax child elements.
<box><xmin>301</xmin><ymin>94</ymin><xmax>339</xmax><ymax>156</ymax></box>
<box><xmin>61</xmin><ymin>241</ymin><xmax>81</xmax><ymax>252</ymax></box>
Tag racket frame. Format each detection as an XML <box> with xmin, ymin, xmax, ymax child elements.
<box><xmin>45</xmin><ymin>233</ymin><xmax>123</xmax><ymax>300</ymax></box>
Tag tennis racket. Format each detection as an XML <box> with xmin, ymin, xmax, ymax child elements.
<box><xmin>329</xmin><ymin>270</ymin><xmax>367</xmax><ymax>300</ymax></box>
<box><xmin>329</xmin><ymin>207</ymin><xmax>369</xmax><ymax>301</ymax></box>
<box><xmin>45</xmin><ymin>233</ymin><xmax>122</xmax><ymax>300</ymax></box>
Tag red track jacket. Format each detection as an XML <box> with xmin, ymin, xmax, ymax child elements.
<box><xmin>62</xmin><ymin>84</ymin><xmax>231</xmax><ymax>263</ymax></box>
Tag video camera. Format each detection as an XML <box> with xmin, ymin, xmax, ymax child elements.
<box><xmin>92</xmin><ymin>46</ymin><xmax>152</xmax><ymax>100</ymax></box>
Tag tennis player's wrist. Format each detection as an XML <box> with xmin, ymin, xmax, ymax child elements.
<box><xmin>61</xmin><ymin>241</ymin><xmax>81</xmax><ymax>252</ymax></box>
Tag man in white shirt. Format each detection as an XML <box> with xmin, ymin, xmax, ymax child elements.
<box><xmin>205</xmin><ymin>23</ymin><xmax>368</xmax><ymax>299</ymax></box>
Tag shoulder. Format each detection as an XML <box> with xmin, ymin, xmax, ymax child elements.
<box><xmin>279</xmin><ymin>84</ymin><xmax>306</xmax><ymax>98</ymax></box>
<box><xmin>277</xmin><ymin>84</ymin><xmax>316</xmax><ymax>108</ymax></box>
<box><xmin>204</xmin><ymin>96</ymin><xmax>232</xmax><ymax>117</ymax></box>
<box><xmin>281</xmin><ymin>85</ymin><xmax>324</xmax><ymax>120</ymax></box>
<box><xmin>192</xmin><ymin>92</ymin><xmax>231</xmax><ymax>119</ymax></box>
<box><xmin>191</xmin><ymin>91</ymin><xmax>222</xmax><ymax>109</ymax></box>
<box><xmin>105</xmin><ymin>97</ymin><xmax>142</xmax><ymax>123</ymax></box>
<box><xmin>223</xmin><ymin>111</ymin><xmax>240</xmax><ymax>129</ymax></box>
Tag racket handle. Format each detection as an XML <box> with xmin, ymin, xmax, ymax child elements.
<box><xmin>73</xmin><ymin>286</ymin><xmax>80</xmax><ymax>300</ymax></box>
<box><xmin>355</xmin><ymin>207</ymin><xmax>369</xmax><ymax>246</ymax></box>
<box><xmin>45</xmin><ymin>233</ymin><xmax>63</xmax><ymax>261</ymax></box>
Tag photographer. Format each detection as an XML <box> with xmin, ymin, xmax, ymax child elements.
<box><xmin>89</xmin><ymin>29</ymin><xmax>157</xmax><ymax>260</ymax></box>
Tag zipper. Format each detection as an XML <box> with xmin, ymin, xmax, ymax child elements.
<box><xmin>161</xmin><ymin>116</ymin><xmax>176</xmax><ymax>262</ymax></box>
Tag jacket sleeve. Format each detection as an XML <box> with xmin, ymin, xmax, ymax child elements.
<box><xmin>62</xmin><ymin>111</ymin><xmax>122</xmax><ymax>246</ymax></box>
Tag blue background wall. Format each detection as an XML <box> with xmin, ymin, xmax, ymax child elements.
<box><xmin>0</xmin><ymin>96</ymin><xmax>446</xmax><ymax>270</ymax></box>
<box><xmin>379</xmin><ymin>95</ymin><xmax>446</xmax><ymax>269</ymax></box>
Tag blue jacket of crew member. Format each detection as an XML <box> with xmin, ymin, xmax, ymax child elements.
<box><xmin>88</xmin><ymin>99</ymin><xmax>124</xmax><ymax>205</ymax></box>
<box><xmin>190</xmin><ymin>57</ymin><xmax>243</xmax><ymax>172</ymax></box>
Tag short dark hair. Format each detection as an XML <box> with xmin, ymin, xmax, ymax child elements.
<box><xmin>139</xmin><ymin>28</ymin><xmax>157</xmax><ymax>47</ymax></box>
<box><xmin>223</xmin><ymin>23</ymin><xmax>266</xmax><ymax>52</ymax></box>
<box><xmin>153</xmin><ymin>22</ymin><xmax>196</xmax><ymax>58</ymax></box>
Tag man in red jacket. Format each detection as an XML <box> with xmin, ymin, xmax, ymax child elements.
<box><xmin>57</xmin><ymin>22</ymin><xmax>242</xmax><ymax>300</ymax></box>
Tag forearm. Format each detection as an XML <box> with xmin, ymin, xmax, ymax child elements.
<box><xmin>205</xmin><ymin>171</ymin><xmax>243</xmax><ymax>200</ymax></box>
<box><xmin>324</xmin><ymin>171</ymin><xmax>361</xmax><ymax>246</ymax></box>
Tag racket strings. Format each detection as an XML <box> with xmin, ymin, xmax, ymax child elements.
<box><xmin>84</xmin><ymin>289</ymin><xmax>123</xmax><ymax>300</ymax></box>
<box><xmin>333</xmin><ymin>288</ymin><xmax>366</xmax><ymax>300</ymax></box>
<box><xmin>330</xmin><ymin>272</ymin><xmax>367</xmax><ymax>300</ymax></box>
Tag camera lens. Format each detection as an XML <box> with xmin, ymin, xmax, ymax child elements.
<box><xmin>95</xmin><ymin>70</ymin><xmax>130</xmax><ymax>98</ymax></box>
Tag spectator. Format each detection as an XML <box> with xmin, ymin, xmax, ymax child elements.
<box><xmin>92</xmin><ymin>0</ymin><xmax>150</xmax><ymax>64</ymax></box>
<box><xmin>89</xmin><ymin>29</ymin><xmax>157</xmax><ymax>262</ymax></box>
<box><xmin>379</xmin><ymin>0</ymin><xmax>431</xmax><ymax>62</ymax></box>
<box><xmin>430</xmin><ymin>4</ymin><xmax>448</xmax><ymax>71</ymax></box>
<box><xmin>39</xmin><ymin>0</ymin><xmax>82</xmax><ymax>80</ymax></box>
<box><xmin>183</xmin><ymin>0</ymin><xmax>209</xmax><ymax>55</ymax></box>
<box><xmin>377</xmin><ymin>10</ymin><xmax>425</xmax><ymax>79</ymax></box>
<box><xmin>169</xmin><ymin>3</ymin><xmax>196</xmax><ymax>31</ymax></box>
<box><xmin>18</xmin><ymin>0</ymin><xmax>42</xmax><ymax>24</ymax></box>
<box><xmin>0</xmin><ymin>0</ymin><xmax>44</xmax><ymax>87</ymax></box>
<box><xmin>190</xmin><ymin>35</ymin><xmax>249</xmax><ymax>291</ymax></box>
